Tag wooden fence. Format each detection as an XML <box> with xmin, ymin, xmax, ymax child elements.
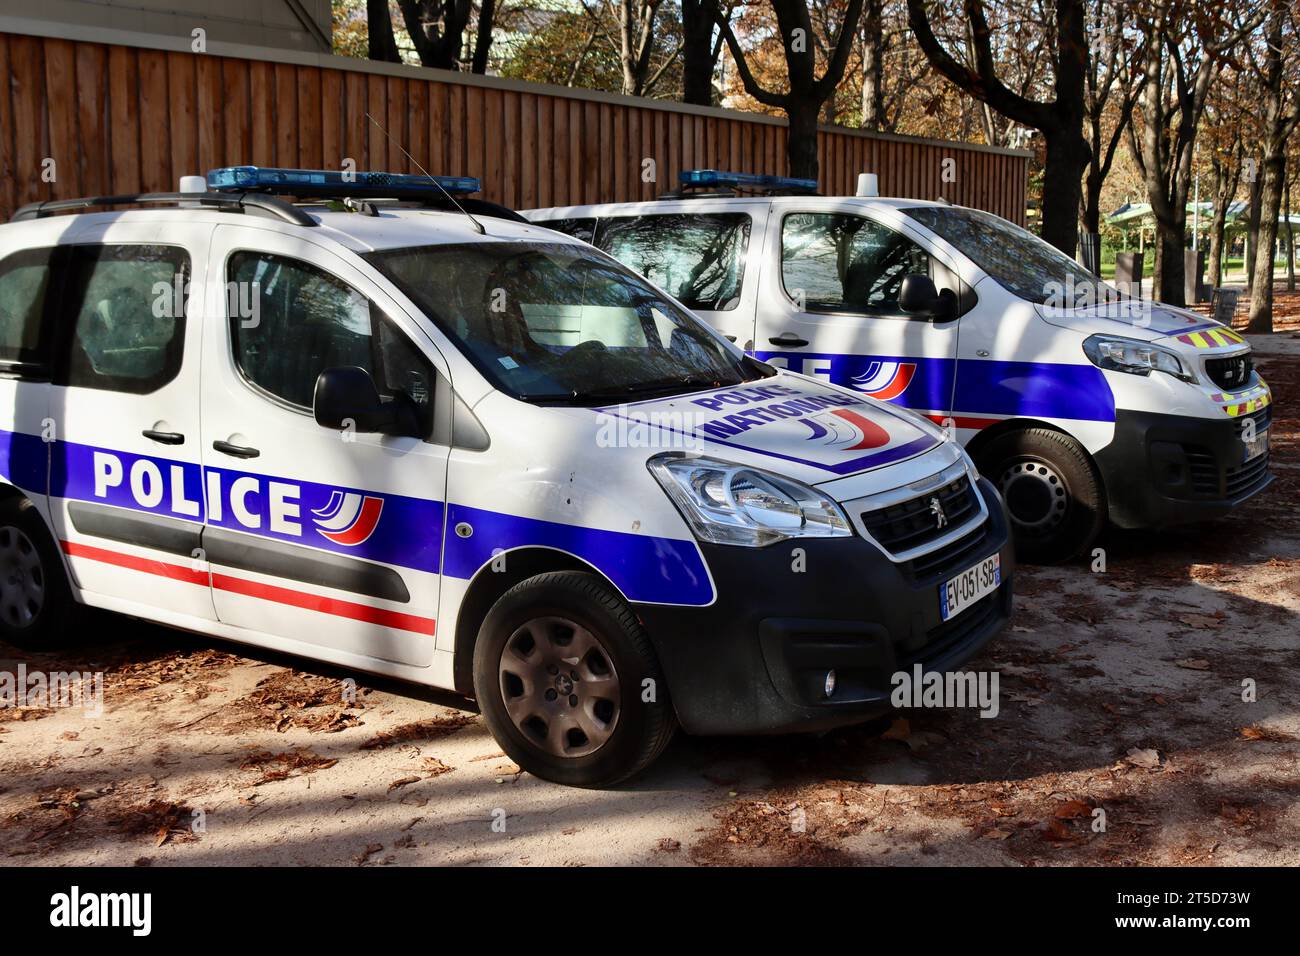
<box><xmin>0</xmin><ymin>29</ymin><xmax>1029</xmax><ymax>223</ymax></box>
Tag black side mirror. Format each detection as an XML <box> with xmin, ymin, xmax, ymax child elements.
<box><xmin>314</xmin><ymin>366</ymin><xmax>398</xmax><ymax>434</ymax></box>
<box><xmin>899</xmin><ymin>273</ymin><xmax>957</xmax><ymax>320</ymax></box>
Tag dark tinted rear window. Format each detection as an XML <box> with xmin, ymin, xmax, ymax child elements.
<box><xmin>596</xmin><ymin>213</ymin><xmax>750</xmax><ymax>312</ymax></box>
<box><xmin>534</xmin><ymin>218</ymin><xmax>597</xmax><ymax>244</ymax></box>
<box><xmin>0</xmin><ymin>247</ymin><xmax>55</xmax><ymax>368</ymax></box>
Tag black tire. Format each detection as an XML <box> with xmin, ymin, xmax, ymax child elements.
<box><xmin>472</xmin><ymin>571</ymin><xmax>677</xmax><ymax>788</ymax></box>
<box><xmin>0</xmin><ymin>496</ymin><xmax>84</xmax><ymax>650</ymax></box>
<box><xmin>975</xmin><ymin>428</ymin><xmax>1105</xmax><ymax>565</ymax></box>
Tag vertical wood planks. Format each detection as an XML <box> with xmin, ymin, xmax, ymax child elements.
<box><xmin>0</xmin><ymin>32</ymin><xmax>1028</xmax><ymax>224</ymax></box>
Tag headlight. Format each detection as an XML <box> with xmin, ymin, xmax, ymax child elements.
<box><xmin>1082</xmin><ymin>334</ymin><xmax>1191</xmax><ymax>381</ymax></box>
<box><xmin>648</xmin><ymin>453</ymin><xmax>852</xmax><ymax>547</ymax></box>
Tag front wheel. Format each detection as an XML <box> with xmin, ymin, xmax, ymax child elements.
<box><xmin>472</xmin><ymin>571</ymin><xmax>677</xmax><ymax>788</ymax></box>
<box><xmin>976</xmin><ymin>428</ymin><xmax>1105</xmax><ymax>565</ymax></box>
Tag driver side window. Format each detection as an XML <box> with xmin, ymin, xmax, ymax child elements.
<box><xmin>781</xmin><ymin>213</ymin><xmax>931</xmax><ymax>314</ymax></box>
<box><xmin>227</xmin><ymin>252</ymin><xmax>436</xmax><ymax>438</ymax></box>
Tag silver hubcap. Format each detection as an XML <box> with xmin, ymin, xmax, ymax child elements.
<box><xmin>498</xmin><ymin>616</ymin><xmax>621</xmax><ymax>759</ymax></box>
<box><xmin>0</xmin><ymin>525</ymin><xmax>45</xmax><ymax>629</ymax></box>
<box><xmin>999</xmin><ymin>459</ymin><xmax>1069</xmax><ymax>533</ymax></box>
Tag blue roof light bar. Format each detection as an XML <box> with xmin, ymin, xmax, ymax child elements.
<box><xmin>206</xmin><ymin>166</ymin><xmax>482</xmax><ymax>196</ymax></box>
<box><xmin>679</xmin><ymin>169</ymin><xmax>818</xmax><ymax>193</ymax></box>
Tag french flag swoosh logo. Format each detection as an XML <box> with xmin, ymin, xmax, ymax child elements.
<box><xmin>801</xmin><ymin>409</ymin><xmax>891</xmax><ymax>450</ymax></box>
<box><xmin>311</xmin><ymin>491</ymin><xmax>385</xmax><ymax>546</ymax></box>
<box><xmin>852</xmin><ymin>361</ymin><xmax>916</xmax><ymax>400</ymax></box>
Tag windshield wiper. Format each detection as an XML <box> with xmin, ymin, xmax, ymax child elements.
<box><xmin>526</xmin><ymin>377</ymin><xmax>736</xmax><ymax>406</ymax></box>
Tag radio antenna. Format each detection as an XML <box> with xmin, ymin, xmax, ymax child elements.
<box><xmin>364</xmin><ymin>112</ymin><xmax>485</xmax><ymax>235</ymax></box>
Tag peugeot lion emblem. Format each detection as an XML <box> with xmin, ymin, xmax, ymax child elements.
<box><xmin>930</xmin><ymin>496</ymin><xmax>948</xmax><ymax>529</ymax></box>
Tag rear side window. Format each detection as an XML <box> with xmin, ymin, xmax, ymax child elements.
<box><xmin>534</xmin><ymin>218</ymin><xmax>597</xmax><ymax>244</ymax></box>
<box><xmin>61</xmin><ymin>245</ymin><xmax>189</xmax><ymax>393</ymax></box>
<box><xmin>781</xmin><ymin>213</ymin><xmax>930</xmax><ymax>314</ymax></box>
<box><xmin>228</xmin><ymin>252</ymin><xmax>436</xmax><ymax>437</ymax></box>
<box><xmin>596</xmin><ymin>213</ymin><xmax>750</xmax><ymax>311</ymax></box>
<box><xmin>0</xmin><ymin>247</ymin><xmax>55</xmax><ymax>369</ymax></box>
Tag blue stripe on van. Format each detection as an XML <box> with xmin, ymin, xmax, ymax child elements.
<box><xmin>2</xmin><ymin>428</ymin><xmax>713</xmax><ymax>606</ymax></box>
<box><xmin>441</xmin><ymin>503</ymin><xmax>714</xmax><ymax>605</ymax></box>
<box><xmin>756</xmin><ymin>351</ymin><xmax>1115</xmax><ymax>423</ymax></box>
<box><xmin>952</xmin><ymin>358</ymin><xmax>1114</xmax><ymax>421</ymax></box>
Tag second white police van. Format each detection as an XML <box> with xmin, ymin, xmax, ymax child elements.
<box><xmin>0</xmin><ymin>166</ymin><xmax>1011</xmax><ymax>786</ymax></box>
<box><xmin>526</xmin><ymin>170</ymin><xmax>1274</xmax><ymax>563</ymax></box>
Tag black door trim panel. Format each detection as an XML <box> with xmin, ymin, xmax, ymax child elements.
<box><xmin>68</xmin><ymin>501</ymin><xmax>202</xmax><ymax>557</ymax></box>
<box><xmin>66</xmin><ymin>502</ymin><xmax>411</xmax><ymax>604</ymax></box>
<box><xmin>203</xmin><ymin>527</ymin><xmax>411</xmax><ymax>604</ymax></box>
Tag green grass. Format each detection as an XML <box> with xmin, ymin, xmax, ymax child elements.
<box><xmin>1097</xmin><ymin>254</ymin><xmax>1255</xmax><ymax>282</ymax></box>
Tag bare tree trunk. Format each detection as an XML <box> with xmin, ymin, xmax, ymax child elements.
<box><xmin>1247</xmin><ymin>152</ymin><xmax>1286</xmax><ymax>333</ymax></box>
<box><xmin>1287</xmin><ymin>173</ymin><xmax>1296</xmax><ymax>292</ymax></box>
<box><xmin>1207</xmin><ymin>151</ymin><xmax>1243</xmax><ymax>290</ymax></box>
<box><xmin>907</xmin><ymin>0</ymin><xmax>1089</xmax><ymax>255</ymax></box>
<box><xmin>471</xmin><ymin>0</ymin><xmax>496</xmax><ymax>74</ymax></box>
<box><xmin>1245</xmin><ymin>171</ymin><xmax>1264</xmax><ymax>293</ymax></box>
<box><xmin>715</xmin><ymin>0</ymin><xmax>865</xmax><ymax>182</ymax></box>
<box><xmin>618</xmin><ymin>0</ymin><xmax>660</xmax><ymax>97</ymax></box>
<box><xmin>787</xmin><ymin>100</ymin><xmax>821</xmax><ymax>180</ymax></box>
<box><xmin>682</xmin><ymin>0</ymin><xmax>720</xmax><ymax>106</ymax></box>
<box><xmin>1207</xmin><ymin>202</ymin><xmax>1229</xmax><ymax>289</ymax></box>
<box><xmin>860</xmin><ymin>0</ymin><xmax>884</xmax><ymax>131</ymax></box>
<box><xmin>368</xmin><ymin>0</ymin><xmax>401</xmax><ymax>62</ymax></box>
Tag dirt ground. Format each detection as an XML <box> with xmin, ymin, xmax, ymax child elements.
<box><xmin>2</xmin><ymin>337</ymin><xmax>1298</xmax><ymax>867</ymax></box>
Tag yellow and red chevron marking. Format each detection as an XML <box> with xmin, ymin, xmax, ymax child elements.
<box><xmin>1175</xmin><ymin>327</ymin><xmax>1245</xmax><ymax>349</ymax></box>
<box><xmin>1211</xmin><ymin>380</ymin><xmax>1271</xmax><ymax>417</ymax></box>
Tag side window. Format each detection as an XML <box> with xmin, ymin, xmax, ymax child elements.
<box><xmin>596</xmin><ymin>213</ymin><xmax>750</xmax><ymax>311</ymax></box>
<box><xmin>61</xmin><ymin>245</ymin><xmax>189</xmax><ymax>393</ymax></box>
<box><xmin>228</xmin><ymin>252</ymin><xmax>436</xmax><ymax>437</ymax></box>
<box><xmin>535</xmin><ymin>218</ymin><xmax>597</xmax><ymax>244</ymax></box>
<box><xmin>0</xmin><ymin>247</ymin><xmax>55</xmax><ymax>369</ymax></box>
<box><xmin>781</xmin><ymin>213</ymin><xmax>930</xmax><ymax>314</ymax></box>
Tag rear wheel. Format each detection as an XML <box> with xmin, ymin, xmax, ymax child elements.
<box><xmin>473</xmin><ymin>571</ymin><xmax>676</xmax><ymax>787</ymax></box>
<box><xmin>0</xmin><ymin>497</ymin><xmax>83</xmax><ymax>649</ymax></box>
<box><xmin>976</xmin><ymin>428</ymin><xmax>1105</xmax><ymax>565</ymax></box>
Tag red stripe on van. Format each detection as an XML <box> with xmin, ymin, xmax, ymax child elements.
<box><xmin>211</xmin><ymin>573</ymin><xmax>436</xmax><ymax>636</ymax></box>
<box><xmin>62</xmin><ymin>540</ymin><xmax>210</xmax><ymax>586</ymax></box>
<box><xmin>60</xmin><ymin>540</ymin><xmax>436</xmax><ymax>636</ymax></box>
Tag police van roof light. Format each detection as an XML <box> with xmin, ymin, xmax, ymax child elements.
<box><xmin>679</xmin><ymin>169</ymin><xmax>818</xmax><ymax>193</ymax></box>
<box><xmin>206</xmin><ymin>166</ymin><xmax>482</xmax><ymax>196</ymax></box>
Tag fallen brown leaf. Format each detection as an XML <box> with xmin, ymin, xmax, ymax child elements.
<box><xmin>1055</xmin><ymin>799</ymin><xmax>1092</xmax><ymax>819</ymax></box>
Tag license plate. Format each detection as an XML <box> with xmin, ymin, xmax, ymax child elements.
<box><xmin>1244</xmin><ymin>427</ymin><xmax>1269</xmax><ymax>462</ymax></box>
<box><xmin>939</xmin><ymin>554</ymin><xmax>1001</xmax><ymax>621</ymax></box>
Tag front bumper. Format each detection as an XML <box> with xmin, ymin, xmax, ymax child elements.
<box><xmin>1095</xmin><ymin>407</ymin><xmax>1274</xmax><ymax>529</ymax></box>
<box><xmin>633</xmin><ymin>477</ymin><xmax>1013</xmax><ymax>735</ymax></box>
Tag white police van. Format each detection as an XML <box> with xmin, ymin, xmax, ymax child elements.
<box><xmin>526</xmin><ymin>170</ymin><xmax>1274</xmax><ymax>563</ymax></box>
<box><xmin>0</xmin><ymin>166</ymin><xmax>1010</xmax><ymax>786</ymax></box>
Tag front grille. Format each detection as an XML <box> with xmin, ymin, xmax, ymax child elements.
<box><xmin>1184</xmin><ymin>444</ymin><xmax>1219</xmax><ymax>496</ymax></box>
<box><xmin>1226</xmin><ymin>451</ymin><xmax>1270</xmax><ymax>497</ymax></box>
<box><xmin>859</xmin><ymin>474</ymin><xmax>979</xmax><ymax>557</ymax></box>
<box><xmin>1206</xmin><ymin>354</ymin><xmax>1253</xmax><ymax>391</ymax></box>
<box><xmin>1182</xmin><ymin>410</ymin><xmax>1272</xmax><ymax>499</ymax></box>
<box><xmin>905</xmin><ymin>522</ymin><xmax>990</xmax><ymax>581</ymax></box>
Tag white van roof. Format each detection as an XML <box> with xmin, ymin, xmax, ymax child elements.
<box><xmin>526</xmin><ymin>193</ymin><xmax>956</xmax><ymax>219</ymax></box>
<box><xmin>2</xmin><ymin>203</ymin><xmax>584</xmax><ymax>254</ymax></box>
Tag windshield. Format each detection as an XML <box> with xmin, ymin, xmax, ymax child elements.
<box><xmin>904</xmin><ymin>206</ymin><xmax>1113</xmax><ymax>305</ymax></box>
<box><xmin>364</xmin><ymin>241</ymin><xmax>763</xmax><ymax>404</ymax></box>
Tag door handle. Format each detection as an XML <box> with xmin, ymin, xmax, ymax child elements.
<box><xmin>767</xmin><ymin>332</ymin><xmax>809</xmax><ymax>348</ymax></box>
<box><xmin>213</xmin><ymin>440</ymin><xmax>260</xmax><ymax>459</ymax></box>
<box><xmin>142</xmin><ymin>429</ymin><xmax>185</xmax><ymax>445</ymax></box>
